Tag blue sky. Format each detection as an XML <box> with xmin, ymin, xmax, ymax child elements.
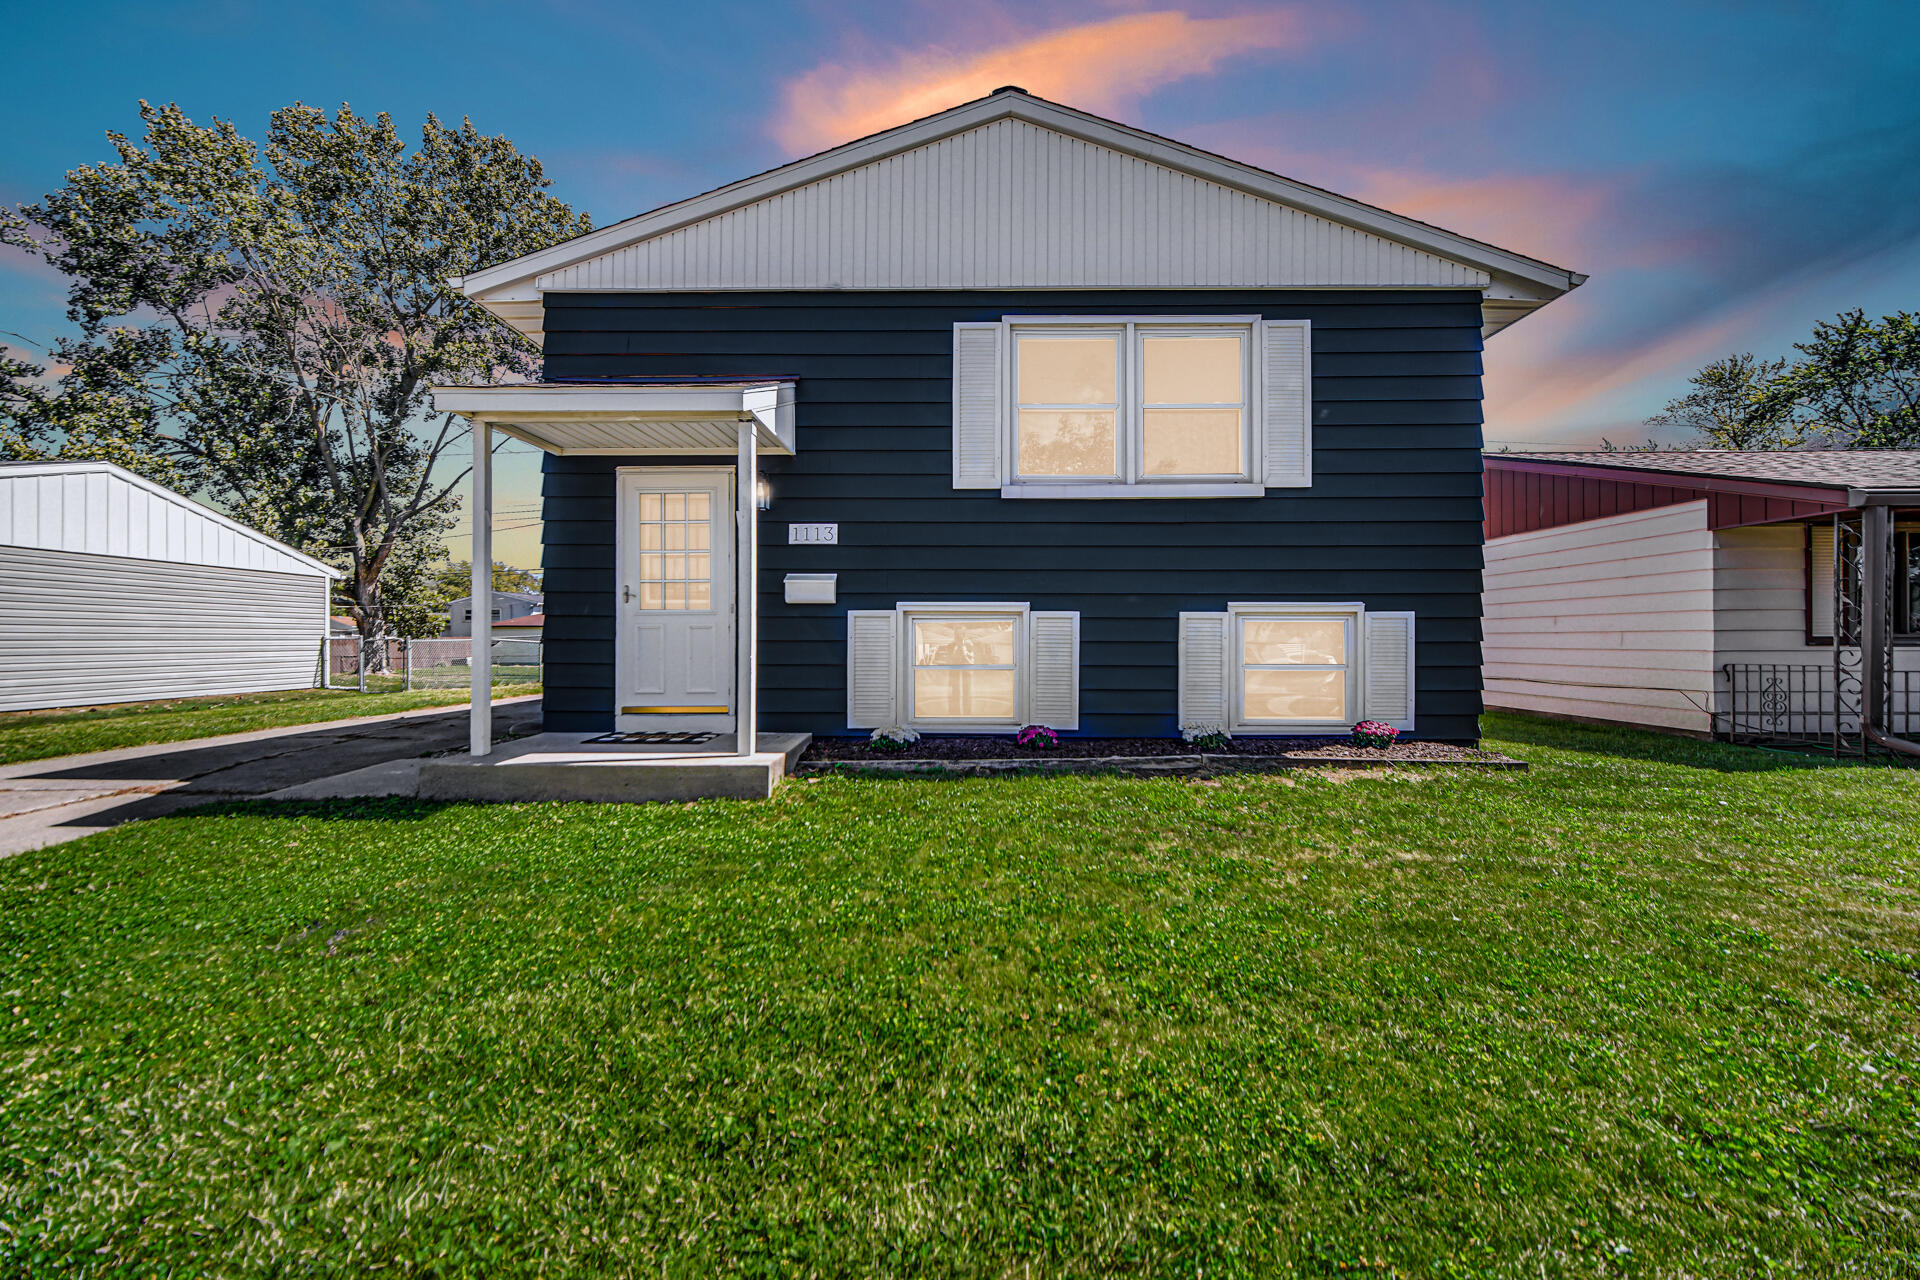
<box><xmin>5</xmin><ymin>0</ymin><xmax>1918</xmax><ymax>566</ymax></box>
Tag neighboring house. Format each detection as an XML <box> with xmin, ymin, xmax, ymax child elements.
<box><xmin>0</xmin><ymin>460</ymin><xmax>339</xmax><ymax>712</ymax></box>
<box><xmin>434</xmin><ymin>88</ymin><xmax>1584</xmax><ymax>750</ymax></box>
<box><xmin>330</xmin><ymin>615</ymin><xmax>358</xmax><ymax>635</ymax></box>
<box><xmin>1483</xmin><ymin>450</ymin><xmax>1920</xmax><ymax>743</ymax></box>
<box><xmin>494</xmin><ymin>613</ymin><xmax>545</xmax><ymax>643</ymax></box>
<box><xmin>444</xmin><ymin>592</ymin><xmax>541</xmax><ymax>637</ymax></box>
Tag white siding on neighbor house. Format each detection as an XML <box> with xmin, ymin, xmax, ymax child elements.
<box><xmin>1711</xmin><ymin>522</ymin><xmax>1920</xmax><ymax>724</ymax></box>
<box><xmin>0</xmin><ymin>545</ymin><xmax>328</xmax><ymax>712</ymax></box>
<box><xmin>1483</xmin><ymin>501</ymin><xmax>1716</xmax><ymax>733</ymax></box>
<box><xmin>0</xmin><ymin>463</ymin><xmax>327</xmax><ymax>577</ymax></box>
<box><xmin>537</xmin><ymin>119</ymin><xmax>1492</xmax><ymax>294</ymax></box>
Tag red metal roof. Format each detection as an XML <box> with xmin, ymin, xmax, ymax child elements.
<box><xmin>1483</xmin><ymin>453</ymin><xmax>1864</xmax><ymax>539</ymax></box>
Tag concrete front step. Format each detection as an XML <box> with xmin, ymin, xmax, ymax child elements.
<box><xmin>416</xmin><ymin>732</ymin><xmax>811</xmax><ymax>803</ymax></box>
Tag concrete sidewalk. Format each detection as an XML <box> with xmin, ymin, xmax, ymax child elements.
<box><xmin>0</xmin><ymin>696</ymin><xmax>543</xmax><ymax>857</ymax></box>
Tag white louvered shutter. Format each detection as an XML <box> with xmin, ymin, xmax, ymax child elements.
<box><xmin>1027</xmin><ymin>611</ymin><xmax>1080</xmax><ymax>729</ymax></box>
<box><xmin>1809</xmin><ymin>522</ymin><xmax>1834</xmax><ymax>639</ymax></box>
<box><xmin>845</xmin><ymin>610</ymin><xmax>899</xmax><ymax>728</ymax></box>
<box><xmin>1178</xmin><ymin>612</ymin><xmax>1231</xmax><ymax>729</ymax></box>
<box><xmin>952</xmin><ymin>322</ymin><xmax>1004</xmax><ymax>489</ymax></box>
<box><xmin>1259</xmin><ymin>320</ymin><xmax>1312</xmax><ymax>488</ymax></box>
<box><xmin>1363</xmin><ymin>611</ymin><xmax>1416</xmax><ymax>731</ymax></box>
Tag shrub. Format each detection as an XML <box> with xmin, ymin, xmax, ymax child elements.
<box><xmin>868</xmin><ymin>726</ymin><xmax>921</xmax><ymax>753</ymax></box>
<box><xmin>1181</xmin><ymin>723</ymin><xmax>1231</xmax><ymax>751</ymax></box>
<box><xmin>1351</xmin><ymin>720</ymin><xmax>1399</xmax><ymax>749</ymax></box>
<box><xmin>1015</xmin><ymin>724</ymin><xmax>1059</xmax><ymax>750</ymax></box>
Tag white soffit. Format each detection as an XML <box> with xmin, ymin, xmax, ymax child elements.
<box><xmin>0</xmin><ymin>461</ymin><xmax>338</xmax><ymax>577</ymax></box>
<box><xmin>459</xmin><ymin>91</ymin><xmax>1584</xmax><ymax>341</ymax></box>
<box><xmin>432</xmin><ymin>383</ymin><xmax>798</xmax><ymax>456</ymax></box>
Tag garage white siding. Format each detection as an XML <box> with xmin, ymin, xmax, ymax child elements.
<box><xmin>0</xmin><ymin>462</ymin><xmax>337</xmax><ymax>712</ymax></box>
<box><xmin>1483</xmin><ymin>501</ymin><xmax>1717</xmax><ymax>733</ymax></box>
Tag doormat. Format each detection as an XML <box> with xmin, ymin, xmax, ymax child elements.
<box><xmin>582</xmin><ymin>731</ymin><xmax>719</xmax><ymax>745</ymax></box>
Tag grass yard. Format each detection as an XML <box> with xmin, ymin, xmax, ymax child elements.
<box><xmin>0</xmin><ymin>680</ymin><xmax>540</xmax><ymax>766</ymax></box>
<box><xmin>1</xmin><ymin>714</ymin><xmax>1916</xmax><ymax>1276</ymax></box>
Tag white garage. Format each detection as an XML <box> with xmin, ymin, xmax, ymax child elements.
<box><xmin>0</xmin><ymin>460</ymin><xmax>339</xmax><ymax>712</ymax></box>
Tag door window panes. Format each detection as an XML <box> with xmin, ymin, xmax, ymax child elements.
<box><xmin>636</xmin><ymin>490</ymin><xmax>714</xmax><ymax>610</ymax></box>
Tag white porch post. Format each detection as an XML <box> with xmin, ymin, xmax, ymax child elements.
<box><xmin>736</xmin><ymin>419</ymin><xmax>758</xmax><ymax>757</ymax></box>
<box><xmin>470</xmin><ymin>418</ymin><xmax>494</xmax><ymax>757</ymax></box>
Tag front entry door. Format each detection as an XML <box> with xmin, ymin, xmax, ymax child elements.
<box><xmin>616</xmin><ymin>468</ymin><xmax>735</xmax><ymax>732</ymax></box>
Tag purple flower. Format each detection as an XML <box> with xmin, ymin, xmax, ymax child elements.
<box><xmin>1016</xmin><ymin>724</ymin><xmax>1059</xmax><ymax>750</ymax></box>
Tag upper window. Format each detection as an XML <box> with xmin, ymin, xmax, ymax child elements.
<box><xmin>953</xmin><ymin>316</ymin><xmax>1309</xmax><ymax>498</ymax></box>
<box><xmin>1011</xmin><ymin>322</ymin><xmax>1251</xmax><ymax>486</ymax></box>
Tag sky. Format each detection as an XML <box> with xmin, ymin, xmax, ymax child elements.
<box><xmin>4</xmin><ymin>0</ymin><xmax>1919</xmax><ymax>568</ymax></box>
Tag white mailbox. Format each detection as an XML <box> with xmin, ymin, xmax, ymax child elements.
<box><xmin>783</xmin><ymin>573</ymin><xmax>837</xmax><ymax>604</ymax></box>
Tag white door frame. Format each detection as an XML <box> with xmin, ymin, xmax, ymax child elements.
<box><xmin>614</xmin><ymin>466</ymin><xmax>737</xmax><ymax>734</ymax></box>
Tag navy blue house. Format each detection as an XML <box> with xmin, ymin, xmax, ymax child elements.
<box><xmin>436</xmin><ymin>89</ymin><xmax>1583</xmax><ymax>748</ymax></box>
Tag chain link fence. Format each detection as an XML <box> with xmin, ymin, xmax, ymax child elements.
<box><xmin>326</xmin><ymin>635</ymin><xmax>542</xmax><ymax>693</ymax></box>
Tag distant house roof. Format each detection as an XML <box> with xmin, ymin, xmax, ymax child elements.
<box><xmin>1483</xmin><ymin>450</ymin><xmax>1920</xmax><ymax>539</ymax></box>
<box><xmin>494</xmin><ymin>612</ymin><xmax>545</xmax><ymax>629</ymax></box>
<box><xmin>1496</xmin><ymin>450</ymin><xmax>1920</xmax><ymax>491</ymax></box>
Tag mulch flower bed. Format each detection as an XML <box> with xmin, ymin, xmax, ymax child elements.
<box><xmin>800</xmin><ymin>736</ymin><xmax>1518</xmax><ymax>767</ymax></box>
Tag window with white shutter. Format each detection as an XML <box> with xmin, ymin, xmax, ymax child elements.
<box><xmin>846</xmin><ymin>603</ymin><xmax>1080</xmax><ymax>732</ymax></box>
<box><xmin>950</xmin><ymin>316</ymin><xmax>1309</xmax><ymax>498</ymax></box>
<box><xmin>1362</xmin><ymin>612</ymin><xmax>1416</xmax><ymax>732</ymax></box>
<box><xmin>1177</xmin><ymin>612</ymin><xmax>1231</xmax><ymax>730</ymax></box>
<box><xmin>1178</xmin><ymin>603</ymin><xmax>1417</xmax><ymax>735</ymax></box>
<box><xmin>845</xmin><ymin>610</ymin><xmax>899</xmax><ymax>728</ymax></box>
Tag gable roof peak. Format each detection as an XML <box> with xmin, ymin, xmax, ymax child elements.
<box><xmin>455</xmin><ymin>88</ymin><xmax>1584</xmax><ymax>339</ymax></box>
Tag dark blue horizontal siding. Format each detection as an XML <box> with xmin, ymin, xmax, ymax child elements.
<box><xmin>540</xmin><ymin>289</ymin><xmax>1488</xmax><ymax>741</ymax></box>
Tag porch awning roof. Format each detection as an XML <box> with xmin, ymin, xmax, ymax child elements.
<box><xmin>431</xmin><ymin>381</ymin><xmax>797</xmax><ymax>455</ymax></box>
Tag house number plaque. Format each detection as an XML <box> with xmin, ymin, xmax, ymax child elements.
<box><xmin>787</xmin><ymin>523</ymin><xmax>838</xmax><ymax>545</ymax></box>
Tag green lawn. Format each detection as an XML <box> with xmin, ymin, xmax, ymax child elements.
<box><xmin>0</xmin><ymin>678</ymin><xmax>540</xmax><ymax>766</ymax></box>
<box><xmin>2</xmin><ymin>715</ymin><xmax>1916</xmax><ymax>1276</ymax></box>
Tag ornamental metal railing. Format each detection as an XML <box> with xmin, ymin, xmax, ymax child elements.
<box><xmin>1720</xmin><ymin>663</ymin><xmax>1918</xmax><ymax>753</ymax></box>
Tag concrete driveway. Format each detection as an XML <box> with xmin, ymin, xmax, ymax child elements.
<box><xmin>0</xmin><ymin>696</ymin><xmax>543</xmax><ymax>857</ymax></box>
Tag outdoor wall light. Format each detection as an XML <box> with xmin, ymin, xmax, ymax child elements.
<box><xmin>756</xmin><ymin>475</ymin><xmax>773</xmax><ymax>511</ymax></box>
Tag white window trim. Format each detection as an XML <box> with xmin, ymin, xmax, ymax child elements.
<box><xmin>1227</xmin><ymin>601</ymin><xmax>1365</xmax><ymax>735</ymax></box>
<box><xmin>898</xmin><ymin>601</ymin><xmax>1031</xmax><ymax>733</ymax></box>
<box><xmin>1001</xmin><ymin>315</ymin><xmax>1261</xmax><ymax>496</ymax></box>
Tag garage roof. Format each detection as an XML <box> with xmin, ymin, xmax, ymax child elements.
<box><xmin>0</xmin><ymin>461</ymin><xmax>338</xmax><ymax>578</ymax></box>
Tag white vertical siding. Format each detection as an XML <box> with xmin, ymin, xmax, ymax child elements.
<box><xmin>537</xmin><ymin>119</ymin><xmax>1491</xmax><ymax>293</ymax></box>
<box><xmin>1483</xmin><ymin>502</ymin><xmax>1717</xmax><ymax>733</ymax></box>
<box><xmin>0</xmin><ymin>463</ymin><xmax>329</xmax><ymax>578</ymax></box>
<box><xmin>0</xmin><ymin>545</ymin><xmax>327</xmax><ymax>712</ymax></box>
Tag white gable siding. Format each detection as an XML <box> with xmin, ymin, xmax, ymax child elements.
<box><xmin>538</xmin><ymin>119</ymin><xmax>1491</xmax><ymax>294</ymax></box>
<box><xmin>1482</xmin><ymin>502</ymin><xmax>1716</xmax><ymax>734</ymax></box>
<box><xmin>0</xmin><ymin>463</ymin><xmax>330</xmax><ymax>578</ymax></box>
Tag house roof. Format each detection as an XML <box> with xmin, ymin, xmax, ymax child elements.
<box><xmin>1494</xmin><ymin>450</ymin><xmax>1920</xmax><ymax>492</ymax></box>
<box><xmin>457</xmin><ymin>87</ymin><xmax>1584</xmax><ymax>342</ymax></box>
<box><xmin>0</xmin><ymin>460</ymin><xmax>339</xmax><ymax>577</ymax></box>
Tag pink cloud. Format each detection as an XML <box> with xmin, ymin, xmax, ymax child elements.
<box><xmin>772</xmin><ymin>9</ymin><xmax>1308</xmax><ymax>154</ymax></box>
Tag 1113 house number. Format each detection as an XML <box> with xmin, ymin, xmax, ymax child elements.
<box><xmin>787</xmin><ymin>523</ymin><xmax>838</xmax><ymax>545</ymax></box>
